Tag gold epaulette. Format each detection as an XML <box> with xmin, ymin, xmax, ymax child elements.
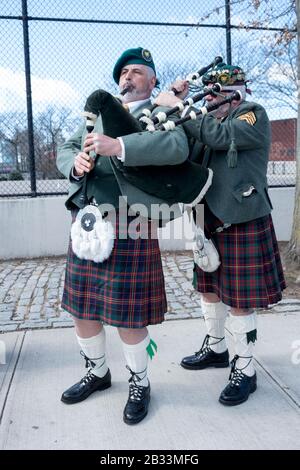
<box><xmin>237</xmin><ymin>111</ymin><xmax>256</xmax><ymax>126</ymax></box>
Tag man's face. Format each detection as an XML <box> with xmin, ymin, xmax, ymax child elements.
<box><xmin>119</xmin><ymin>64</ymin><xmax>156</xmax><ymax>103</ymax></box>
<box><xmin>205</xmin><ymin>83</ymin><xmax>239</xmax><ymax>118</ymax></box>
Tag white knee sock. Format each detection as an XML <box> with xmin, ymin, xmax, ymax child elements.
<box><xmin>230</xmin><ymin>312</ymin><xmax>257</xmax><ymax>377</ymax></box>
<box><xmin>201</xmin><ymin>299</ymin><xmax>228</xmax><ymax>353</ymax></box>
<box><xmin>76</xmin><ymin>329</ymin><xmax>108</xmax><ymax>378</ymax></box>
<box><xmin>122</xmin><ymin>335</ymin><xmax>151</xmax><ymax>387</ymax></box>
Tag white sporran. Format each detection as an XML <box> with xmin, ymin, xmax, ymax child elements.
<box><xmin>71</xmin><ymin>205</ymin><xmax>114</xmax><ymax>263</ymax></box>
<box><xmin>193</xmin><ymin>226</ymin><xmax>220</xmax><ymax>273</ymax></box>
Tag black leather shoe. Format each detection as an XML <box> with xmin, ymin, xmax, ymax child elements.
<box><xmin>181</xmin><ymin>334</ymin><xmax>229</xmax><ymax>370</ymax></box>
<box><xmin>219</xmin><ymin>355</ymin><xmax>257</xmax><ymax>406</ymax></box>
<box><xmin>61</xmin><ymin>368</ymin><xmax>111</xmax><ymax>404</ymax></box>
<box><xmin>123</xmin><ymin>381</ymin><xmax>151</xmax><ymax>425</ymax></box>
<box><xmin>123</xmin><ymin>366</ymin><xmax>150</xmax><ymax>425</ymax></box>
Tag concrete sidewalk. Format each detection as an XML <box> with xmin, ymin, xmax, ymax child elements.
<box><xmin>0</xmin><ymin>314</ymin><xmax>300</xmax><ymax>450</ymax></box>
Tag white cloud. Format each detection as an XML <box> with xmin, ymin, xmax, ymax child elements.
<box><xmin>231</xmin><ymin>15</ymin><xmax>246</xmax><ymax>25</ymax></box>
<box><xmin>251</xmin><ymin>62</ymin><xmax>294</xmax><ymax>85</ymax></box>
<box><xmin>0</xmin><ymin>67</ymin><xmax>81</xmax><ymax>112</ymax></box>
<box><xmin>266</xmin><ymin>63</ymin><xmax>294</xmax><ymax>84</ymax></box>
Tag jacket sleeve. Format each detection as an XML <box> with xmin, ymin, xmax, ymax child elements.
<box><xmin>56</xmin><ymin>123</ymin><xmax>85</xmax><ymax>182</ymax></box>
<box><xmin>121</xmin><ymin>107</ymin><xmax>189</xmax><ymax>167</ymax></box>
<box><xmin>183</xmin><ymin>104</ymin><xmax>270</xmax><ymax>151</ymax></box>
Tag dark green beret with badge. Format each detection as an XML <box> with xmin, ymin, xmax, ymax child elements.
<box><xmin>202</xmin><ymin>62</ymin><xmax>246</xmax><ymax>86</ymax></box>
<box><xmin>113</xmin><ymin>47</ymin><xmax>159</xmax><ymax>86</ymax></box>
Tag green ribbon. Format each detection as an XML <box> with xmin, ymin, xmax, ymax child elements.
<box><xmin>246</xmin><ymin>329</ymin><xmax>257</xmax><ymax>344</ymax></box>
<box><xmin>146</xmin><ymin>339</ymin><xmax>158</xmax><ymax>360</ymax></box>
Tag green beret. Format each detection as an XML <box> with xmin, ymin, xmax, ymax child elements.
<box><xmin>202</xmin><ymin>62</ymin><xmax>246</xmax><ymax>86</ymax></box>
<box><xmin>113</xmin><ymin>47</ymin><xmax>159</xmax><ymax>85</ymax></box>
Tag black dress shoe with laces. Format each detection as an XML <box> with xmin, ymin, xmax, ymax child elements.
<box><xmin>123</xmin><ymin>367</ymin><xmax>151</xmax><ymax>425</ymax></box>
<box><xmin>61</xmin><ymin>368</ymin><xmax>111</xmax><ymax>404</ymax></box>
<box><xmin>219</xmin><ymin>355</ymin><xmax>257</xmax><ymax>406</ymax></box>
<box><xmin>61</xmin><ymin>351</ymin><xmax>111</xmax><ymax>405</ymax></box>
<box><xmin>181</xmin><ymin>334</ymin><xmax>229</xmax><ymax>370</ymax></box>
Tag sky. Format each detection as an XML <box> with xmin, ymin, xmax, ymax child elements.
<box><xmin>0</xmin><ymin>0</ymin><xmax>297</xmax><ymax>122</ymax></box>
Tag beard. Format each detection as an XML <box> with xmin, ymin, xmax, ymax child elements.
<box><xmin>123</xmin><ymin>88</ymin><xmax>140</xmax><ymax>101</ymax></box>
<box><xmin>121</xmin><ymin>84</ymin><xmax>151</xmax><ymax>103</ymax></box>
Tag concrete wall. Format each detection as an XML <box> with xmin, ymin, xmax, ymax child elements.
<box><xmin>0</xmin><ymin>197</ymin><xmax>71</xmax><ymax>260</ymax></box>
<box><xmin>0</xmin><ymin>187</ymin><xmax>296</xmax><ymax>259</ymax></box>
<box><xmin>268</xmin><ymin>187</ymin><xmax>295</xmax><ymax>241</ymax></box>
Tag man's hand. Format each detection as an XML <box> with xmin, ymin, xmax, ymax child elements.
<box><xmin>84</xmin><ymin>133</ymin><xmax>122</xmax><ymax>157</ymax></box>
<box><xmin>154</xmin><ymin>80</ymin><xmax>189</xmax><ymax>107</ymax></box>
<box><xmin>74</xmin><ymin>152</ymin><xmax>95</xmax><ymax>176</ymax></box>
<box><xmin>170</xmin><ymin>79</ymin><xmax>189</xmax><ymax>100</ymax></box>
<box><xmin>154</xmin><ymin>92</ymin><xmax>180</xmax><ymax>108</ymax></box>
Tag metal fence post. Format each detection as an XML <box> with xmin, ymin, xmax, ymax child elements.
<box><xmin>225</xmin><ymin>0</ymin><xmax>232</xmax><ymax>65</ymax></box>
<box><xmin>22</xmin><ymin>0</ymin><xmax>36</xmax><ymax>196</ymax></box>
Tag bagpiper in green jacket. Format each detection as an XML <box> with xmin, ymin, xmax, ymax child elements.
<box><xmin>183</xmin><ymin>100</ymin><xmax>273</xmax><ymax>225</ymax></box>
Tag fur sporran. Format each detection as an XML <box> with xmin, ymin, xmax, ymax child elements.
<box><xmin>71</xmin><ymin>205</ymin><xmax>114</xmax><ymax>263</ymax></box>
<box><xmin>193</xmin><ymin>226</ymin><xmax>220</xmax><ymax>273</ymax></box>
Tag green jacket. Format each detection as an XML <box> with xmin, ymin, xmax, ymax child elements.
<box><xmin>183</xmin><ymin>101</ymin><xmax>273</xmax><ymax>224</ymax></box>
<box><xmin>57</xmin><ymin>100</ymin><xmax>189</xmax><ymax>221</ymax></box>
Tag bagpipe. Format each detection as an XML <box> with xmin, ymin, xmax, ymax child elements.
<box><xmin>139</xmin><ymin>83</ymin><xmax>222</xmax><ymax>131</ymax></box>
<box><xmin>79</xmin><ymin>88</ymin><xmax>212</xmax><ymax>207</ymax></box>
<box><xmin>159</xmin><ymin>90</ymin><xmax>242</xmax><ymax>131</ymax></box>
<box><xmin>135</xmin><ymin>55</ymin><xmax>223</xmax><ymax>125</ymax></box>
<box><xmin>78</xmin><ymin>57</ymin><xmax>241</xmax><ymax>208</ymax></box>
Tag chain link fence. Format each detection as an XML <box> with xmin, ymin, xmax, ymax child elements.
<box><xmin>0</xmin><ymin>0</ymin><xmax>297</xmax><ymax>197</ymax></box>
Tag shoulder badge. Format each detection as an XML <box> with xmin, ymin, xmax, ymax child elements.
<box><xmin>237</xmin><ymin>111</ymin><xmax>256</xmax><ymax>126</ymax></box>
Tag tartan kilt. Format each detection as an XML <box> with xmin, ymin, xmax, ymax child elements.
<box><xmin>62</xmin><ymin>211</ymin><xmax>167</xmax><ymax>327</ymax></box>
<box><xmin>194</xmin><ymin>213</ymin><xmax>286</xmax><ymax>309</ymax></box>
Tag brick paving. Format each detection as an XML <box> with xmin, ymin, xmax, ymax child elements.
<box><xmin>1</xmin><ymin>253</ymin><xmax>299</xmax><ymax>332</ymax></box>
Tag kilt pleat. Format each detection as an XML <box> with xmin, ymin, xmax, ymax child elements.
<box><xmin>194</xmin><ymin>214</ymin><xmax>286</xmax><ymax>309</ymax></box>
<box><xmin>62</xmin><ymin>213</ymin><xmax>167</xmax><ymax>327</ymax></box>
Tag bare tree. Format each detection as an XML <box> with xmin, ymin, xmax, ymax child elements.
<box><xmin>286</xmin><ymin>0</ymin><xmax>300</xmax><ymax>265</ymax></box>
<box><xmin>34</xmin><ymin>106</ymin><xmax>81</xmax><ymax>179</ymax></box>
<box><xmin>0</xmin><ymin>107</ymin><xmax>81</xmax><ymax>180</ymax></box>
<box><xmin>0</xmin><ymin>112</ymin><xmax>28</xmax><ymax>172</ymax></box>
<box><xmin>181</xmin><ymin>1</ymin><xmax>296</xmax><ymax>109</ymax></box>
<box><xmin>226</xmin><ymin>32</ymin><xmax>297</xmax><ymax>110</ymax></box>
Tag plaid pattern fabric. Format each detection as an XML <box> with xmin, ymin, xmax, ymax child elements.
<box><xmin>62</xmin><ymin>211</ymin><xmax>167</xmax><ymax>327</ymax></box>
<box><xmin>194</xmin><ymin>212</ymin><xmax>286</xmax><ymax>309</ymax></box>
